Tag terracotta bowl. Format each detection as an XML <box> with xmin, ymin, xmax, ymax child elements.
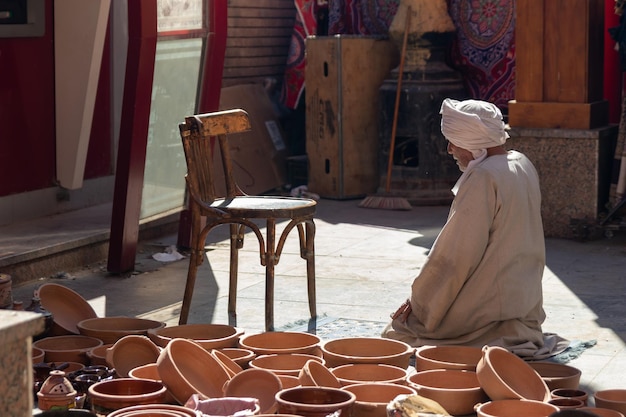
<box><xmin>407</xmin><ymin>369</ymin><xmax>489</xmax><ymax>416</ymax></box>
<box><xmin>106</xmin><ymin>404</ymin><xmax>199</xmax><ymax>417</ymax></box>
<box><xmin>414</xmin><ymin>345</ymin><xmax>483</xmax><ymax>371</ymax></box>
<box><xmin>32</xmin><ymin>346</ymin><xmax>45</xmax><ymax>364</ymax></box>
<box><xmin>298</xmin><ymin>359</ymin><xmax>341</xmax><ymax>388</ymax></box>
<box><xmin>217</xmin><ymin>347</ymin><xmax>256</xmax><ymax>368</ymax></box>
<box><xmin>148</xmin><ymin>323</ymin><xmax>243</xmax><ymax>350</ymax></box>
<box><xmin>88</xmin><ymin>378</ymin><xmax>168</xmax><ymax>416</ymax></box>
<box><xmin>551</xmin><ymin>388</ymin><xmax>589</xmax><ymax>406</ymax></box>
<box><xmin>34</xmin><ymin>335</ymin><xmax>103</xmax><ymax>365</ymax></box>
<box><xmin>528</xmin><ymin>361</ymin><xmax>582</xmax><ymax>390</ymax></box>
<box><xmin>239</xmin><ymin>331</ymin><xmax>321</xmax><ymax>355</ymax></box>
<box><xmin>223</xmin><ymin>368</ymin><xmax>282</xmax><ymax>413</ymax></box>
<box><xmin>37</xmin><ymin>283</ymin><xmax>98</xmax><ymax>335</ymax></box>
<box><xmin>86</xmin><ymin>343</ymin><xmax>114</xmax><ymax>367</ymax></box>
<box><xmin>476</xmin><ymin>345</ymin><xmax>550</xmax><ymax>402</ymax></box>
<box><xmin>331</xmin><ymin>363</ymin><xmax>408</xmax><ymax>386</ymax></box>
<box><xmin>276</xmin><ymin>386</ymin><xmax>357</xmax><ymax>417</ymax></box>
<box><xmin>320</xmin><ymin>337</ymin><xmax>414</xmax><ymax>368</ymax></box>
<box><xmin>278</xmin><ymin>374</ymin><xmax>301</xmax><ymax>389</ymax></box>
<box><xmin>580</xmin><ymin>407</ymin><xmax>626</xmax><ymax>417</ymax></box>
<box><xmin>475</xmin><ymin>399</ymin><xmax>559</xmax><ymax>417</ymax></box>
<box><xmin>77</xmin><ymin>317</ymin><xmax>166</xmax><ymax>344</ymax></box>
<box><xmin>156</xmin><ymin>337</ymin><xmax>231</xmax><ymax>405</ymax></box>
<box><xmin>211</xmin><ymin>349</ymin><xmax>243</xmax><ymax>378</ymax></box>
<box><xmin>594</xmin><ymin>390</ymin><xmax>626</xmax><ymax>415</ymax></box>
<box><xmin>128</xmin><ymin>363</ymin><xmax>160</xmax><ymax>381</ymax></box>
<box><xmin>342</xmin><ymin>383</ymin><xmax>417</xmax><ymax>417</ymax></box>
<box><xmin>108</xmin><ymin>335</ymin><xmax>162</xmax><ymax>378</ymax></box>
<box><xmin>249</xmin><ymin>353</ymin><xmax>324</xmax><ymax>376</ymax></box>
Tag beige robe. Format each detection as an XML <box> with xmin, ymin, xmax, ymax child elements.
<box><xmin>383</xmin><ymin>151</ymin><xmax>567</xmax><ymax>358</ymax></box>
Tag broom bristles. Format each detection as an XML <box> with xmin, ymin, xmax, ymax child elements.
<box><xmin>358</xmin><ymin>194</ymin><xmax>412</xmax><ymax>210</ymax></box>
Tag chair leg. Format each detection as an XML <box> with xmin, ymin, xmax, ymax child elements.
<box><xmin>265</xmin><ymin>218</ymin><xmax>277</xmax><ymax>331</ymax></box>
<box><xmin>228</xmin><ymin>223</ymin><xmax>241</xmax><ymax>324</ymax></box>
<box><xmin>179</xmin><ymin>248</ymin><xmax>202</xmax><ymax>325</ymax></box>
<box><xmin>305</xmin><ymin>220</ymin><xmax>317</xmax><ymax>319</ymax></box>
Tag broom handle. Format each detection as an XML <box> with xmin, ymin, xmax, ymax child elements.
<box><xmin>385</xmin><ymin>8</ymin><xmax>411</xmax><ymax>193</ymax></box>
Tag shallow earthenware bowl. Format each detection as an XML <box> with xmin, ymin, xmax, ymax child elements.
<box><xmin>128</xmin><ymin>363</ymin><xmax>160</xmax><ymax>381</ymax></box>
<box><xmin>86</xmin><ymin>343</ymin><xmax>114</xmax><ymax>367</ymax></box>
<box><xmin>275</xmin><ymin>386</ymin><xmax>356</xmax><ymax>417</ymax></box>
<box><xmin>108</xmin><ymin>335</ymin><xmax>162</xmax><ymax>377</ymax></box>
<box><xmin>156</xmin><ymin>337</ymin><xmax>230</xmax><ymax>405</ymax></box>
<box><xmin>331</xmin><ymin>363</ymin><xmax>408</xmax><ymax>386</ymax></box>
<box><xmin>249</xmin><ymin>353</ymin><xmax>324</xmax><ymax>376</ymax></box>
<box><xmin>580</xmin><ymin>407</ymin><xmax>626</xmax><ymax>417</ymax></box>
<box><xmin>320</xmin><ymin>337</ymin><xmax>414</xmax><ymax>368</ymax></box>
<box><xmin>88</xmin><ymin>377</ymin><xmax>168</xmax><ymax>416</ymax></box>
<box><xmin>342</xmin><ymin>382</ymin><xmax>417</xmax><ymax>417</ymax></box>
<box><xmin>106</xmin><ymin>403</ymin><xmax>199</xmax><ymax>417</ymax></box>
<box><xmin>298</xmin><ymin>359</ymin><xmax>341</xmax><ymax>388</ymax></box>
<box><xmin>476</xmin><ymin>345</ymin><xmax>550</xmax><ymax>402</ymax></box>
<box><xmin>37</xmin><ymin>283</ymin><xmax>98</xmax><ymax>335</ymax></box>
<box><xmin>414</xmin><ymin>345</ymin><xmax>483</xmax><ymax>371</ymax></box>
<box><xmin>239</xmin><ymin>331</ymin><xmax>321</xmax><ymax>356</ymax></box>
<box><xmin>407</xmin><ymin>369</ymin><xmax>489</xmax><ymax>416</ymax></box>
<box><xmin>148</xmin><ymin>323</ymin><xmax>242</xmax><ymax>350</ymax></box>
<box><xmin>476</xmin><ymin>399</ymin><xmax>558</xmax><ymax>417</ymax></box>
<box><xmin>34</xmin><ymin>335</ymin><xmax>103</xmax><ymax>365</ymax></box>
<box><xmin>223</xmin><ymin>368</ymin><xmax>282</xmax><ymax>413</ymax></box>
<box><xmin>594</xmin><ymin>390</ymin><xmax>626</xmax><ymax>415</ymax></box>
<box><xmin>77</xmin><ymin>317</ymin><xmax>166</xmax><ymax>345</ymax></box>
<box><xmin>528</xmin><ymin>361</ymin><xmax>582</xmax><ymax>390</ymax></box>
<box><xmin>217</xmin><ymin>347</ymin><xmax>256</xmax><ymax>368</ymax></box>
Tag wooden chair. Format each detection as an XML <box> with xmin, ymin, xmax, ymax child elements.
<box><xmin>178</xmin><ymin>108</ymin><xmax>317</xmax><ymax>331</ymax></box>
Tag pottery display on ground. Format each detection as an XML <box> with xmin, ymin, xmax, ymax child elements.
<box><xmin>594</xmin><ymin>390</ymin><xmax>626</xmax><ymax>415</ymax></box>
<box><xmin>87</xmin><ymin>377</ymin><xmax>168</xmax><ymax>416</ymax></box>
<box><xmin>331</xmin><ymin>363</ymin><xmax>408</xmax><ymax>386</ymax></box>
<box><xmin>275</xmin><ymin>386</ymin><xmax>357</xmax><ymax>417</ymax></box>
<box><xmin>475</xmin><ymin>399</ymin><xmax>559</xmax><ymax>417</ymax></box>
<box><xmin>223</xmin><ymin>368</ymin><xmax>282</xmax><ymax>413</ymax></box>
<box><xmin>34</xmin><ymin>335</ymin><xmax>104</xmax><ymax>365</ymax></box>
<box><xmin>320</xmin><ymin>337</ymin><xmax>414</xmax><ymax>368</ymax></box>
<box><xmin>249</xmin><ymin>353</ymin><xmax>324</xmax><ymax>377</ymax></box>
<box><xmin>239</xmin><ymin>331</ymin><xmax>321</xmax><ymax>355</ymax></box>
<box><xmin>107</xmin><ymin>334</ymin><xmax>162</xmax><ymax>377</ymax></box>
<box><xmin>342</xmin><ymin>382</ymin><xmax>417</xmax><ymax>417</ymax></box>
<box><xmin>414</xmin><ymin>345</ymin><xmax>483</xmax><ymax>371</ymax></box>
<box><xmin>528</xmin><ymin>361</ymin><xmax>582</xmax><ymax>390</ymax></box>
<box><xmin>476</xmin><ymin>345</ymin><xmax>550</xmax><ymax>402</ymax></box>
<box><xmin>77</xmin><ymin>317</ymin><xmax>166</xmax><ymax>344</ymax></box>
<box><xmin>37</xmin><ymin>283</ymin><xmax>98</xmax><ymax>336</ymax></box>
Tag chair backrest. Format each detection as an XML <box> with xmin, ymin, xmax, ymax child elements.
<box><xmin>179</xmin><ymin>109</ymin><xmax>252</xmax><ymax>203</ymax></box>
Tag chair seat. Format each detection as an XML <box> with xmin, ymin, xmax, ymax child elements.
<box><xmin>208</xmin><ymin>196</ymin><xmax>317</xmax><ymax>218</ymax></box>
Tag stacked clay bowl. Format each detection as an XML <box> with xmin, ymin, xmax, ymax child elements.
<box><xmin>528</xmin><ymin>361</ymin><xmax>582</xmax><ymax>390</ymax></box>
<box><xmin>34</xmin><ymin>335</ymin><xmax>103</xmax><ymax>365</ymax></box>
<box><xmin>475</xmin><ymin>399</ymin><xmax>558</xmax><ymax>417</ymax></box>
<box><xmin>407</xmin><ymin>369</ymin><xmax>489</xmax><ymax>416</ymax></box>
<box><xmin>594</xmin><ymin>390</ymin><xmax>626</xmax><ymax>416</ymax></box>
<box><xmin>77</xmin><ymin>317</ymin><xmax>165</xmax><ymax>345</ymax></box>
<box><xmin>88</xmin><ymin>378</ymin><xmax>168</xmax><ymax>416</ymax></box>
<box><xmin>249</xmin><ymin>353</ymin><xmax>324</xmax><ymax>377</ymax></box>
<box><xmin>476</xmin><ymin>345</ymin><xmax>550</xmax><ymax>402</ymax></box>
<box><xmin>239</xmin><ymin>331</ymin><xmax>321</xmax><ymax>356</ymax></box>
<box><xmin>342</xmin><ymin>383</ymin><xmax>417</xmax><ymax>417</ymax></box>
<box><xmin>414</xmin><ymin>345</ymin><xmax>482</xmax><ymax>371</ymax></box>
<box><xmin>148</xmin><ymin>323</ymin><xmax>243</xmax><ymax>350</ymax></box>
<box><xmin>331</xmin><ymin>363</ymin><xmax>408</xmax><ymax>386</ymax></box>
<box><xmin>320</xmin><ymin>337</ymin><xmax>414</xmax><ymax>368</ymax></box>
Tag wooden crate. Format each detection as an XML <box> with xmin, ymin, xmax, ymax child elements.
<box><xmin>305</xmin><ymin>36</ymin><xmax>398</xmax><ymax>199</ymax></box>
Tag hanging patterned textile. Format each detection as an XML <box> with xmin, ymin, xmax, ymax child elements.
<box><xmin>327</xmin><ymin>0</ymin><xmax>399</xmax><ymax>35</ymax></box>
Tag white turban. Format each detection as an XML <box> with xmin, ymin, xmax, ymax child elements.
<box><xmin>440</xmin><ymin>98</ymin><xmax>509</xmax><ymax>151</ymax></box>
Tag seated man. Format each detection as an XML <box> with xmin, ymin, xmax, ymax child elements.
<box><xmin>382</xmin><ymin>98</ymin><xmax>568</xmax><ymax>359</ymax></box>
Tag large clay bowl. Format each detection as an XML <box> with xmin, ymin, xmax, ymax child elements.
<box><xmin>37</xmin><ymin>283</ymin><xmax>98</xmax><ymax>335</ymax></box>
<box><xmin>86</xmin><ymin>343</ymin><xmax>114</xmax><ymax>367</ymax></box>
<box><xmin>320</xmin><ymin>337</ymin><xmax>414</xmax><ymax>368</ymax></box>
<box><xmin>239</xmin><ymin>331</ymin><xmax>321</xmax><ymax>355</ymax></box>
<box><xmin>331</xmin><ymin>363</ymin><xmax>408</xmax><ymax>386</ymax></box>
<box><xmin>108</xmin><ymin>335</ymin><xmax>162</xmax><ymax>378</ymax></box>
<box><xmin>34</xmin><ymin>335</ymin><xmax>103</xmax><ymax>365</ymax></box>
<box><xmin>528</xmin><ymin>362</ymin><xmax>582</xmax><ymax>390</ymax></box>
<box><xmin>77</xmin><ymin>317</ymin><xmax>166</xmax><ymax>344</ymax></box>
<box><xmin>594</xmin><ymin>390</ymin><xmax>626</xmax><ymax>415</ymax></box>
<box><xmin>407</xmin><ymin>369</ymin><xmax>489</xmax><ymax>416</ymax></box>
<box><xmin>148</xmin><ymin>323</ymin><xmax>242</xmax><ymax>350</ymax></box>
<box><xmin>276</xmin><ymin>386</ymin><xmax>356</xmax><ymax>417</ymax></box>
<box><xmin>476</xmin><ymin>345</ymin><xmax>550</xmax><ymax>402</ymax></box>
<box><xmin>476</xmin><ymin>399</ymin><xmax>558</xmax><ymax>417</ymax></box>
<box><xmin>342</xmin><ymin>383</ymin><xmax>417</xmax><ymax>417</ymax></box>
<box><xmin>224</xmin><ymin>368</ymin><xmax>282</xmax><ymax>413</ymax></box>
<box><xmin>414</xmin><ymin>345</ymin><xmax>482</xmax><ymax>371</ymax></box>
<box><xmin>88</xmin><ymin>378</ymin><xmax>168</xmax><ymax>416</ymax></box>
<box><xmin>298</xmin><ymin>359</ymin><xmax>341</xmax><ymax>388</ymax></box>
<box><xmin>156</xmin><ymin>337</ymin><xmax>230</xmax><ymax>405</ymax></box>
<box><xmin>580</xmin><ymin>407</ymin><xmax>626</xmax><ymax>417</ymax></box>
<box><xmin>217</xmin><ymin>347</ymin><xmax>256</xmax><ymax>368</ymax></box>
<box><xmin>249</xmin><ymin>353</ymin><xmax>324</xmax><ymax>376</ymax></box>
<box><xmin>107</xmin><ymin>404</ymin><xmax>198</xmax><ymax>417</ymax></box>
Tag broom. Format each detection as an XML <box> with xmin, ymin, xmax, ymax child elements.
<box><xmin>359</xmin><ymin>8</ymin><xmax>412</xmax><ymax>210</ymax></box>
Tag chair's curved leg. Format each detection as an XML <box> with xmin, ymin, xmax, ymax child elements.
<box><xmin>265</xmin><ymin>218</ymin><xmax>277</xmax><ymax>331</ymax></box>
<box><xmin>298</xmin><ymin>219</ymin><xmax>316</xmax><ymax>319</ymax></box>
<box><xmin>179</xmin><ymin>209</ymin><xmax>206</xmax><ymax>325</ymax></box>
<box><xmin>228</xmin><ymin>223</ymin><xmax>243</xmax><ymax>325</ymax></box>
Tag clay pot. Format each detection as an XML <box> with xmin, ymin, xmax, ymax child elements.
<box><xmin>476</xmin><ymin>345</ymin><xmax>550</xmax><ymax>402</ymax></box>
<box><xmin>276</xmin><ymin>386</ymin><xmax>356</xmax><ymax>417</ymax></box>
<box><xmin>148</xmin><ymin>323</ymin><xmax>243</xmax><ymax>350</ymax></box>
<box><xmin>239</xmin><ymin>331</ymin><xmax>321</xmax><ymax>355</ymax></box>
<box><xmin>37</xmin><ymin>283</ymin><xmax>98</xmax><ymax>336</ymax></box>
<box><xmin>32</xmin><ymin>346</ymin><xmax>45</xmax><ymax>364</ymax></box>
<box><xmin>548</xmin><ymin>397</ymin><xmax>585</xmax><ymax>410</ymax></box>
<box><xmin>156</xmin><ymin>337</ymin><xmax>231</xmax><ymax>405</ymax></box>
<box><xmin>86</xmin><ymin>343</ymin><xmax>114</xmax><ymax>367</ymax></box>
<box><xmin>107</xmin><ymin>335</ymin><xmax>162</xmax><ymax>377</ymax></box>
<box><xmin>278</xmin><ymin>374</ymin><xmax>301</xmax><ymax>389</ymax></box>
<box><xmin>320</xmin><ymin>337</ymin><xmax>414</xmax><ymax>368</ymax></box>
<box><xmin>298</xmin><ymin>359</ymin><xmax>341</xmax><ymax>388</ymax></box>
<box><xmin>223</xmin><ymin>368</ymin><xmax>282</xmax><ymax>413</ymax></box>
<box><xmin>528</xmin><ymin>362</ymin><xmax>582</xmax><ymax>390</ymax></box>
<box><xmin>217</xmin><ymin>347</ymin><xmax>256</xmax><ymax>368</ymax></box>
<box><xmin>37</xmin><ymin>370</ymin><xmax>77</xmax><ymax>411</ymax></box>
<box><xmin>211</xmin><ymin>349</ymin><xmax>243</xmax><ymax>377</ymax></box>
<box><xmin>331</xmin><ymin>363</ymin><xmax>408</xmax><ymax>386</ymax></box>
<box><xmin>414</xmin><ymin>345</ymin><xmax>482</xmax><ymax>371</ymax></box>
<box><xmin>106</xmin><ymin>404</ymin><xmax>199</xmax><ymax>417</ymax></box>
<box><xmin>552</xmin><ymin>388</ymin><xmax>589</xmax><ymax>406</ymax></box>
<box><xmin>594</xmin><ymin>390</ymin><xmax>626</xmax><ymax>416</ymax></box>
<box><xmin>34</xmin><ymin>335</ymin><xmax>103</xmax><ymax>365</ymax></box>
<box><xmin>342</xmin><ymin>383</ymin><xmax>417</xmax><ymax>417</ymax></box>
<box><xmin>407</xmin><ymin>369</ymin><xmax>489</xmax><ymax>416</ymax></box>
<box><xmin>88</xmin><ymin>378</ymin><xmax>168</xmax><ymax>416</ymax></box>
<box><xmin>580</xmin><ymin>407</ymin><xmax>626</xmax><ymax>417</ymax></box>
<box><xmin>129</xmin><ymin>363</ymin><xmax>160</xmax><ymax>381</ymax></box>
<box><xmin>475</xmin><ymin>399</ymin><xmax>559</xmax><ymax>417</ymax></box>
<box><xmin>77</xmin><ymin>317</ymin><xmax>165</xmax><ymax>344</ymax></box>
<box><xmin>249</xmin><ymin>353</ymin><xmax>324</xmax><ymax>376</ymax></box>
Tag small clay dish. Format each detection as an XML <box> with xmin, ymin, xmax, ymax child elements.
<box><xmin>88</xmin><ymin>378</ymin><xmax>168</xmax><ymax>416</ymax></box>
<box><xmin>298</xmin><ymin>359</ymin><xmax>341</xmax><ymax>388</ymax></box>
<box><xmin>224</xmin><ymin>368</ymin><xmax>282</xmax><ymax>413</ymax></box>
<box><xmin>415</xmin><ymin>345</ymin><xmax>482</xmax><ymax>371</ymax></box>
<box><xmin>34</xmin><ymin>335</ymin><xmax>103</xmax><ymax>365</ymax></box>
<box><xmin>594</xmin><ymin>390</ymin><xmax>626</xmax><ymax>415</ymax></box>
<box><xmin>249</xmin><ymin>353</ymin><xmax>324</xmax><ymax>376</ymax></box>
<box><xmin>37</xmin><ymin>283</ymin><xmax>98</xmax><ymax>335</ymax></box>
<box><xmin>107</xmin><ymin>335</ymin><xmax>161</xmax><ymax>377</ymax></box>
<box><xmin>239</xmin><ymin>331</ymin><xmax>321</xmax><ymax>355</ymax></box>
<box><xmin>77</xmin><ymin>317</ymin><xmax>165</xmax><ymax>344</ymax></box>
<box><xmin>148</xmin><ymin>323</ymin><xmax>243</xmax><ymax>350</ymax></box>
<box><xmin>476</xmin><ymin>399</ymin><xmax>558</xmax><ymax>417</ymax></box>
<box><xmin>331</xmin><ymin>363</ymin><xmax>409</xmax><ymax>386</ymax></box>
<box><xmin>320</xmin><ymin>337</ymin><xmax>414</xmax><ymax>368</ymax></box>
<box><xmin>342</xmin><ymin>383</ymin><xmax>417</xmax><ymax>417</ymax></box>
<box><xmin>528</xmin><ymin>361</ymin><xmax>582</xmax><ymax>390</ymax></box>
